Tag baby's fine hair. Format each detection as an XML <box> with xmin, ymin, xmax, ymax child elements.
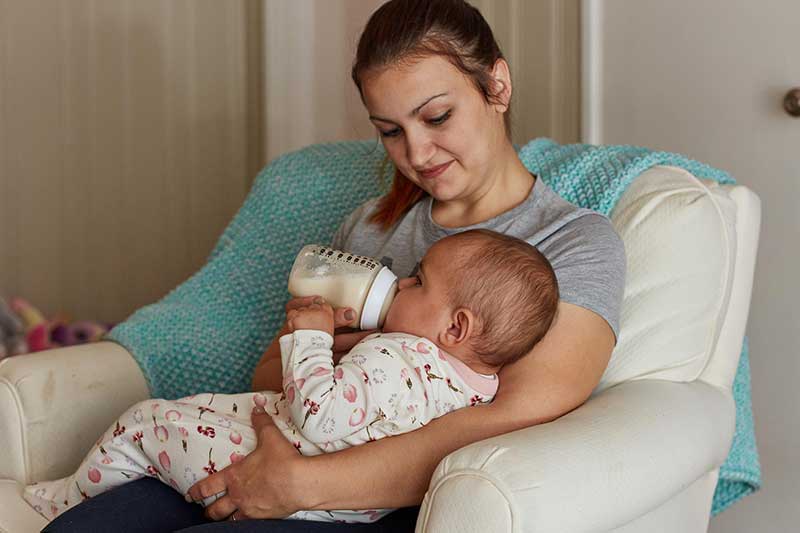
<box><xmin>445</xmin><ymin>229</ymin><xmax>559</xmax><ymax>367</ymax></box>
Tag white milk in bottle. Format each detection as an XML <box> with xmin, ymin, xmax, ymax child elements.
<box><xmin>287</xmin><ymin>245</ymin><xmax>398</xmax><ymax>330</ymax></box>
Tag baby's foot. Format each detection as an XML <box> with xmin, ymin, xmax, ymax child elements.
<box><xmin>23</xmin><ymin>482</ymin><xmax>67</xmax><ymax>520</ymax></box>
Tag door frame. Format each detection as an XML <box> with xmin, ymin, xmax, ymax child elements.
<box><xmin>581</xmin><ymin>0</ymin><xmax>603</xmax><ymax>144</ymax></box>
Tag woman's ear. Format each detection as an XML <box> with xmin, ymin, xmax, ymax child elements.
<box><xmin>438</xmin><ymin>308</ymin><xmax>475</xmax><ymax>349</ymax></box>
<box><xmin>489</xmin><ymin>58</ymin><xmax>512</xmax><ymax>112</ymax></box>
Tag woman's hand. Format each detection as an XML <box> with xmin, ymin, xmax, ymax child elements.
<box><xmin>186</xmin><ymin>409</ymin><xmax>311</xmax><ymax>520</ymax></box>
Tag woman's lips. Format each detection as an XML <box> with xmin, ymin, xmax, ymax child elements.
<box><xmin>418</xmin><ymin>161</ymin><xmax>452</xmax><ymax>179</ymax></box>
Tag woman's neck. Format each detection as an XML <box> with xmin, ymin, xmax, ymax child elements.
<box><xmin>431</xmin><ymin>143</ymin><xmax>535</xmax><ymax>228</ymax></box>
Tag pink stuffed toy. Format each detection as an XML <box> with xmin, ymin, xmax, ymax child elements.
<box><xmin>4</xmin><ymin>297</ymin><xmax>113</xmax><ymax>354</ymax></box>
<box><xmin>51</xmin><ymin>321</ymin><xmax>112</xmax><ymax>346</ymax></box>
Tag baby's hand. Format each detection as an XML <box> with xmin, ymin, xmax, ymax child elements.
<box><xmin>286</xmin><ymin>298</ymin><xmax>335</xmax><ymax>336</ymax></box>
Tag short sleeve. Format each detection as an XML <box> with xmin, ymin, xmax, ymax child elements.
<box><xmin>330</xmin><ymin>198</ymin><xmax>380</xmax><ymax>250</ymax></box>
<box><xmin>538</xmin><ymin>214</ymin><xmax>626</xmax><ymax>340</ymax></box>
<box><xmin>330</xmin><ymin>219</ymin><xmax>348</xmax><ymax>250</ymax></box>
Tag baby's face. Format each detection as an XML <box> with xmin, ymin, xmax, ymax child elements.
<box><xmin>382</xmin><ymin>239</ymin><xmax>455</xmax><ymax>340</ymax></box>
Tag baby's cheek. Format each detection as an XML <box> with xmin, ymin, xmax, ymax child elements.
<box><xmin>381</xmin><ymin>311</ymin><xmax>396</xmax><ymax>332</ymax></box>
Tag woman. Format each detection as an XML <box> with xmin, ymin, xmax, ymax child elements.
<box><xmin>45</xmin><ymin>0</ymin><xmax>623</xmax><ymax>531</ymax></box>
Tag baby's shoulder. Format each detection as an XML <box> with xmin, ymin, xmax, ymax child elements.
<box><xmin>356</xmin><ymin>332</ymin><xmax>416</xmax><ymax>350</ymax></box>
<box><xmin>349</xmin><ymin>332</ymin><xmax>440</xmax><ymax>363</ymax></box>
<box><xmin>363</xmin><ymin>332</ymin><xmax>436</xmax><ymax>347</ymax></box>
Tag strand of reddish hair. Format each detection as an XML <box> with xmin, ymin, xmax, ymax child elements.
<box><xmin>368</xmin><ymin>168</ymin><xmax>427</xmax><ymax>230</ymax></box>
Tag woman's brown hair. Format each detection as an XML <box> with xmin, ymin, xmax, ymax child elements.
<box><xmin>351</xmin><ymin>0</ymin><xmax>511</xmax><ymax>230</ymax></box>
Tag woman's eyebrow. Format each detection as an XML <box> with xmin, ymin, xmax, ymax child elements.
<box><xmin>369</xmin><ymin>93</ymin><xmax>448</xmax><ymax>124</ymax></box>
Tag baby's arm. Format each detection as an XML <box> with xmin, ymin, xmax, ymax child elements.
<box><xmin>279</xmin><ymin>330</ymin><xmax>380</xmax><ymax>443</ymax></box>
<box><xmin>252</xmin><ymin>297</ymin><xmax>376</xmax><ymax>392</ymax></box>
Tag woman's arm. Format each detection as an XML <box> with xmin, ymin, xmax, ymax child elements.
<box><xmin>298</xmin><ymin>302</ymin><xmax>616</xmax><ymax>510</ymax></box>
<box><xmin>193</xmin><ymin>302</ymin><xmax>615</xmax><ymax>518</ymax></box>
<box><xmin>251</xmin><ymin>327</ymin><xmax>289</xmax><ymax>392</ymax></box>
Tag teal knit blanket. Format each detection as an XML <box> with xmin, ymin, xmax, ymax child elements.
<box><xmin>108</xmin><ymin>138</ymin><xmax>760</xmax><ymax>515</ymax></box>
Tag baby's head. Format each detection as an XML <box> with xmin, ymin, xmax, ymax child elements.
<box><xmin>382</xmin><ymin>229</ymin><xmax>559</xmax><ymax>373</ymax></box>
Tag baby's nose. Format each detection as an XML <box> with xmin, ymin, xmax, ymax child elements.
<box><xmin>398</xmin><ymin>277</ymin><xmax>416</xmax><ymax>290</ymax></box>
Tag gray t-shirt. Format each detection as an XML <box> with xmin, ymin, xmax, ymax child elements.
<box><xmin>331</xmin><ymin>177</ymin><xmax>626</xmax><ymax>338</ymax></box>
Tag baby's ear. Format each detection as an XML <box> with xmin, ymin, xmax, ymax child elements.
<box><xmin>438</xmin><ymin>308</ymin><xmax>475</xmax><ymax>348</ymax></box>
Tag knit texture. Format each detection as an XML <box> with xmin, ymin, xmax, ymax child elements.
<box><xmin>107</xmin><ymin>137</ymin><xmax>760</xmax><ymax>515</ymax></box>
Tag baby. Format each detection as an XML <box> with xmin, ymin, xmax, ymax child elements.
<box><xmin>24</xmin><ymin>228</ymin><xmax>559</xmax><ymax>524</ymax></box>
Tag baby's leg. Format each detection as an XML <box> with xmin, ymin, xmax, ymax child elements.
<box><xmin>24</xmin><ymin>392</ymin><xmax>265</xmax><ymax>521</ymax></box>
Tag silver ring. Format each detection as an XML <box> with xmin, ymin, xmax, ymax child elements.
<box><xmin>200</xmin><ymin>489</ymin><xmax>228</xmax><ymax>507</ymax></box>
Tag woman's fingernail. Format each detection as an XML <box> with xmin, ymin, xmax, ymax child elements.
<box><xmin>185</xmin><ymin>493</ymin><xmax>193</xmax><ymax>502</ymax></box>
<box><xmin>345</xmin><ymin>309</ymin><xmax>355</xmax><ymax>321</ymax></box>
<box><xmin>313</xmin><ymin>297</ymin><xmax>325</xmax><ymax>305</ymax></box>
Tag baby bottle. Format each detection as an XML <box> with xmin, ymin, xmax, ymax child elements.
<box><xmin>287</xmin><ymin>245</ymin><xmax>398</xmax><ymax>330</ymax></box>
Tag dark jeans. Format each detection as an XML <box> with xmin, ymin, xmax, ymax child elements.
<box><xmin>43</xmin><ymin>477</ymin><xmax>419</xmax><ymax>533</ymax></box>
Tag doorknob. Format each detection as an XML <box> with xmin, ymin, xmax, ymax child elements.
<box><xmin>785</xmin><ymin>88</ymin><xmax>800</xmax><ymax>117</ymax></box>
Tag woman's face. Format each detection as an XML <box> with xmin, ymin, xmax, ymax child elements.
<box><xmin>361</xmin><ymin>55</ymin><xmax>508</xmax><ymax>203</ymax></box>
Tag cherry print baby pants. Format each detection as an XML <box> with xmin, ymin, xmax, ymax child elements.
<box><xmin>23</xmin><ymin>392</ymin><xmax>262</xmax><ymax>521</ymax></box>
<box><xmin>23</xmin><ymin>391</ymin><xmax>386</xmax><ymax>524</ymax></box>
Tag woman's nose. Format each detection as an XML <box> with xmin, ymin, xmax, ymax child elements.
<box><xmin>405</xmin><ymin>131</ymin><xmax>434</xmax><ymax>169</ymax></box>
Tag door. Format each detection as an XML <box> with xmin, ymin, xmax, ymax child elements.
<box><xmin>583</xmin><ymin>1</ymin><xmax>799</xmax><ymax>531</ymax></box>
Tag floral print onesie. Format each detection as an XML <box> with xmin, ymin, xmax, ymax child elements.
<box><xmin>24</xmin><ymin>330</ymin><xmax>498</xmax><ymax>523</ymax></box>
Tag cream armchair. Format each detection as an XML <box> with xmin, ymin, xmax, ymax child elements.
<box><xmin>0</xmin><ymin>166</ymin><xmax>760</xmax><ymax>533</ymax></box>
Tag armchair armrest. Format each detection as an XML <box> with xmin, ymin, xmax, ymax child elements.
<box><xmin>0</xmin><ymin>342</ymin><xmax>149</xmax><ymax>484</ymax></box>
<box><xmin>417</xmin><ymin>380</ymin><xmax>735</xmax><ymax>533</ymax></box>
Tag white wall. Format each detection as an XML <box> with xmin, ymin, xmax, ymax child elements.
<box><xmin>584</xmin><ymin>1</ymin><xmax>800</xmax><ymax>531</ymax></box>
<box><xmin>262</xmin><ymin>0</ymin><xmax>382</xmax><ymax>164</ymax></box>
<box><xmin>261</xmin><ymin>0</ymin><xmax>582</xmax><ymax>165</ymax></box>
<box><xmin>0</xmin><ymin>0</ymin><xmax>262</xmax><ymax>322</ymax></box>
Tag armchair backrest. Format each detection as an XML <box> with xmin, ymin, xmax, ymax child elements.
<box><xmin>109</xmin><ymin>140</ymin><xmax>759</xmax><ymax>400</ymax></box>
<box><xmin>598</xmin><ymin>165</ymin><xmax>759</xmax><ymax>392</ymax></box>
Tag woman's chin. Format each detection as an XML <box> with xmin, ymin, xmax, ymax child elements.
<box><xmin>426</xmin><ymin>185</ymin><xmax>458</xmax><ymax>203</ymax></box>
<box><xmin>426</xmin><ymin>179</ymin><xmax>470</xmax><ymax>204</ymax></box>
